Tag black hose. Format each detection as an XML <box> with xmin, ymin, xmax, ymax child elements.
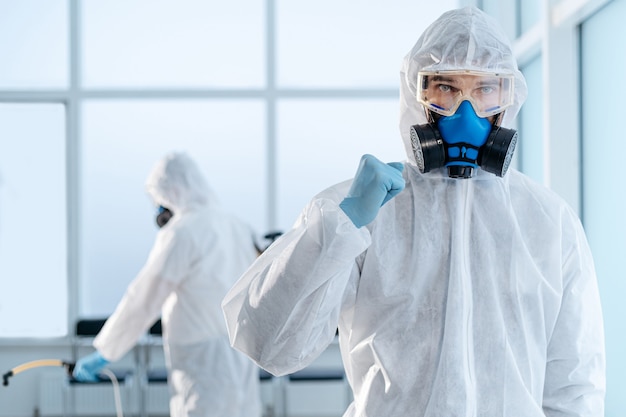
<box><xmin>2</xmin><ymin>371</ymin><xmax>13</xmax><ymax>386</ymax></box>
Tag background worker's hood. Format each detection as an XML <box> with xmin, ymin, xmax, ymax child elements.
<box><xmin>145</xmin><ymin>151</ymin><xmax>217</xmax><ymax>213</ymax></box>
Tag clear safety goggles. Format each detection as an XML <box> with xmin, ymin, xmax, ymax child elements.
<box><xmin>416</xmin><ymin>70</ymin><xmax>515</xmax><ymax>118</ymax></box>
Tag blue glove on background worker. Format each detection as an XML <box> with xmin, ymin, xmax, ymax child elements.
<box><xmin>339</xmin><ymin>154</ymin><xmax>405</xmax><ymax>228</ymax></box>
<box><xmin>73</xmin><ymin>350</ymin><xmax>109</xmax><ymax>382</ymax></box>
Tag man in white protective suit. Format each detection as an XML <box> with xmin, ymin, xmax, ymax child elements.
<box><xmin>73</xmin><ymin>152</ymin><xmax>261</xmax><ymax>417</ymax></box>
<box><xmin>221</xmin><ymin>6</ymin><xmax>605</xmax><ymax>416</ymax></box>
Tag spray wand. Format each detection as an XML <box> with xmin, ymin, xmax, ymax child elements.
<box><xmin>3</xmin><ymin>359</ymin><xmax>73</xmax><ymax>386</ymax></box>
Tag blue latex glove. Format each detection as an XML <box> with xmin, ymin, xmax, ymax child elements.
<box><xmin>339</xmin><ymin>154</ymin><xmax>405</xmax><ymax>228</ymax></box>
<box><xmin>72</xmin><ymin>351</ymin><xmax>110</xmax><ymax>382</ymax></box>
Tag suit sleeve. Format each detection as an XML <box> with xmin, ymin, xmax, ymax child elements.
<box><xmin>542</xmin><ymin>207</ymin><xmax>606</xmax><ymax>416</ymax></box>
<box><xmin>222</xmin><ymin>193</ymin><xmax>371</xmax><ymax>376</ymax></box>
<box><xmin>94</xmin><ymin>225</ymin><xmax>194</xmax><ymax>361</ymax></box>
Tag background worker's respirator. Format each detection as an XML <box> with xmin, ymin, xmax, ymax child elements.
<box><xmin>156</xmin><ymin>206</ymin><xmax>173</xmax><ymax>228</ymax></box>
<box><xmin>410</xmin><ymin>100</ymin><xmax>518</xmax><ymax>179</ymax></box>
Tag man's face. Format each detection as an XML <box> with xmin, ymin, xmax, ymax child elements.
<box><xmin>417</xmin><ymin>71</ymin><xmax>514</xmax><ymax>122</ymax></box>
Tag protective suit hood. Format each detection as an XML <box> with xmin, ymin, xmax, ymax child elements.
<box><xmin>145</xmin><ymin>152</ymin><xmax>217</xmax><ymax>213</ymax></box>
<box><xmin>399</xmin><ymin>6</ymin><xmax>528</xmax><ymax>168</ymax></box>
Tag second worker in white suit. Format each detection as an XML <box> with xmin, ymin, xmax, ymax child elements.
<box><xmin>73</xmin><ymin>152</ymin><xmax>261</xmax><ymax>417</ymax></box>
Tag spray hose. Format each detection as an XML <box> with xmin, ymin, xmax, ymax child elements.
<box><xmin>2</xmin><ymin>359</ymin><xmax>73</xmax><ymax>386</ymax></box>
<box><xmin>3</xmin><ymin>359</ymin><xmax>124</xmax><ymax>417</ymax></box>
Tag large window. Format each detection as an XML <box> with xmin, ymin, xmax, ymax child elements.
<box><xmin>81</xmin><ymin>1</ymin><xmax>265</xmax><ymax>88</ymax></box>
<box><xmin>0</xmin><ymin>0</ymin><xmax>459</xmax><ymax>333</ymax></box>
<box><xmin>0</xmin><ymin>0</ymin><xmax>68</xmax><ymax>89</ymax></box>
<box><xmin>518</xmin><ymin>55</ymin><xmax>544</xmax><ymax>183</ymax></box>
<box><xmin>0</xmin><ymin>0</ymin><xmax>69</xmax><ymax>338</ymax></box>
<box><xmin>0</xmin><ymin>103</ymin><xmax>67</xmax><ymax>337</ymax></box>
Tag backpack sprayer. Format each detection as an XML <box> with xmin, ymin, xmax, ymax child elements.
<box><xmin>3</xmin><ymin>359</ymin><xmax>124</xmax><ymax>417</ymax></box>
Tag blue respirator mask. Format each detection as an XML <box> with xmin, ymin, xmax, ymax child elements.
<box><xmin>409</xmin><ymin>71</ymin><xmax>519</xmax><ymax>178</ymax></box>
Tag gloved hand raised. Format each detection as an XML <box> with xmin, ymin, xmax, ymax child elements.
<box><xmin>339</xmin><ymin>154</ymin><xmax>405</xmax><ymax>228</ymax></box>
<box><xmin>72</xmin><ymin>350</ymin><xmax>110</xmax><ymax>382</ymax></box>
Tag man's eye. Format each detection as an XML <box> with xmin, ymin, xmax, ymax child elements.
<box><xmin>438</xmin><ymin>84</ymin><xmax>453</xmax><ymax>93</ymax></box>
<box><xmin>479</xmin><ymin>86</ymin><xmax>496</xmax><ymax>94</ymax></box>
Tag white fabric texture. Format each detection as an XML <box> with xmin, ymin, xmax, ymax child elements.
<box><xmin>222</xmin><ymin>6</ymin><xmax>605</xmax><ymax>417</ymax></box>
<box><xmin>94</xmin><ymin>152</ymin><xmax>261</xmax><ymax>417</ymax></box>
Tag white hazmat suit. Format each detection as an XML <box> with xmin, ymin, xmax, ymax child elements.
<box><xmin>222</xmin><ymin>7</ymin><xmax>605</xmax><ymax>417</ymax></box>
<box><xmin>94</xmin><ymin>152</ymin><xmax>261</xmax><ymax>417</ymax></box>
